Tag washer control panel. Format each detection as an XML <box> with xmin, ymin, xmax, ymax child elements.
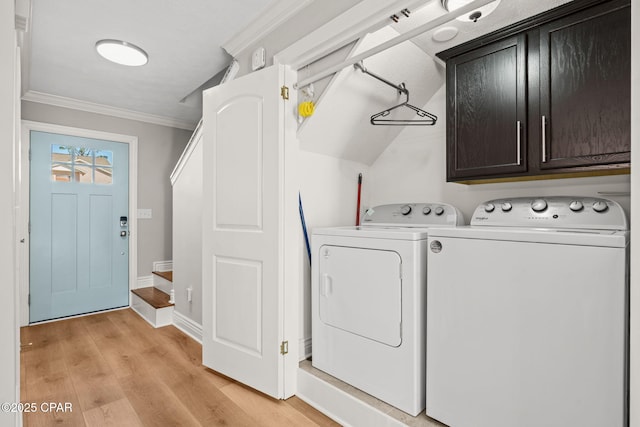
<box><xmin>471</xmin><ymin>196</ymin><xmax>628</xmax><ymax>230</ymax></box>
<box><xmin>362</xmin><ymin>203</ymin><xmax>464</xmax><ymax>227</ymax></box>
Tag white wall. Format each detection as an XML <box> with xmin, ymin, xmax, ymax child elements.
<box><xmin>21</xmin><ymin>101</ymin><xmax>191</xmax><ymax>276</ymax></box>
<box><xmin>172</xmin><ymin>138</ymin><xmax>203</xmax><ymax>324</ymax></box>
<box><xmin>369</xmin><ymin>84</ymin><xmax>631</xmax><ymax>222</ymax></box>
<box><xmin>1</xmin><ymin>1</ymin><xmax>19</xmax><ymax>425</ymax></box>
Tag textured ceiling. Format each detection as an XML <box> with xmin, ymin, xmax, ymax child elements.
<box><xmin>27</xmin><ymin>0</ymin><xmax>274</xmax><ymax>127</ymax></box>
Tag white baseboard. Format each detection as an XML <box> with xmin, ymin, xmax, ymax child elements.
<box><xmin>297</xmin><ymin>368</ymin><xmax>406</xmax><ymax>427</ymax></box>
<box><xmin>299</xmin><ymin>337</ymin><xmax>312</xmax><ymax>361</ymax></box>
<box><xmin>173</xmin><ymin>310</ymin><xmax>203</xmax><ymax>343</ymax></box>
<box><xmin>153</xmin><ymin>260</ymin><xmax>173</xmax><ymax>272</ymax></box>
<box><xmin>136</xmin><ymin>275</ymin><xmax>154</xmax><ymax>289</ymax></box>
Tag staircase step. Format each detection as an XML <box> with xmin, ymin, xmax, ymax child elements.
<box><xmin>131</xmin><ymin>287</ymin><xmax>173</xmax><ymax>309</ymax></box>
<box><xmin>131</xmin><ymin>287</ymin><xmax>174</xmax><ymax>328</ymax></box>
<box><xmin>152</xmin><ymin>270</ymin><xmax>173</xmax><ymax>282</ymax></box>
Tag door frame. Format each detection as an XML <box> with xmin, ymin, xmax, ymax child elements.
<box><xmin>18</xmin><ymin>120</ymin><xmax>138</xmax><ymax>326</ymax></box>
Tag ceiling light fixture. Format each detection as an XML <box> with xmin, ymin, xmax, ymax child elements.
<box><xmin>95</xmin><ymin>39</ymin><xmax>148</xmax><ymax>66</ymax></box>
<box><xmin>441</xmin><ymin>0</ymin><xmax>501</xmax><ymax>23</ymax></box>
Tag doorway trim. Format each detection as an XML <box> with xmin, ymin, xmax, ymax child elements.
<box><xmin>19</xmin><ymin>120</ymin><xmax>138</xmax><ymax>326</ymax></box>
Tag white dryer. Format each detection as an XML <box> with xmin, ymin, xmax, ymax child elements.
<box><xmin>426</xmin><ymin>196</ymin><xmax>629</xmax><ymax>427</ymax></box>
<box><xmin>311</xmin><ymin>203</ymin><xmax>463</xmax><ymax>416</ymax></box>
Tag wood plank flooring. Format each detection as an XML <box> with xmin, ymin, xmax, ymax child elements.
<box><xmin>21</xmin><ymin>309</ymin><xmax>339</xmax><ymax>427</ymax></box>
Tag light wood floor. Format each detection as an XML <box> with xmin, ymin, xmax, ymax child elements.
<box><xmin>20</xmin><ymin>308</ymin><xmax>340</xmax><ymax>427</ymax></box>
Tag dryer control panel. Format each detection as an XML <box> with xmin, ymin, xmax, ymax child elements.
<box><xmin>362</xmin><ymin>203</ymin><xmax>464</xmax><ymax>227</ymax></box>
<box><xmin>471</xmin><ymin>196</ymin><xmax>628</xmax><ymax>230</ymax></box>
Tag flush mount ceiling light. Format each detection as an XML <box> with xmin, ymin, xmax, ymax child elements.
<box><xmin>442</xmin><ymin>0</ymin><xmax>501</xmax><ymax>23</ymax></box>
<box><xmin>95</xmin><ymin>39</ymin><xmax>148</xmax><ymax>66</ymax></box>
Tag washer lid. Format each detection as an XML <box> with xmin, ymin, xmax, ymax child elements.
<box><xmin>428</xmin><ymin>226</ymin><xmax>629</xmax><ymax>248</ymax></box>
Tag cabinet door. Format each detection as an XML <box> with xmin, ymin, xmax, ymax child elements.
<box><xmin>447</xmin><ymin>34</ymin><xmax>527</xmax><ymax>181</ymax></box>
<box><xmin>539</xmin><ymin>0</ymin><xmax>630</xmax><ymax>170</ymax></box>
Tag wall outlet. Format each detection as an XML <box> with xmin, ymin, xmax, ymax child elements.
<box><xmin>137</xmin><ymin>208</ymin><xmax>152</xmax><ymax>219</ymax></box>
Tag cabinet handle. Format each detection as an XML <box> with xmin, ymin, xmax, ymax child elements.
<box><xmin>516</xmin><ymin>121</ymin><xmax>521</xmax><ymax>166</ymax></box>
<box><xmin>541</xmin><ymin>115</ymin><xmax>547</xmax><ymax>163</ymax></box>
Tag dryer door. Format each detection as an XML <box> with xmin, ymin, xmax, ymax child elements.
<box><xmin>318</xmin><ymin>245</ymin><xmax>402</xmax><ymax>347</ymax></box>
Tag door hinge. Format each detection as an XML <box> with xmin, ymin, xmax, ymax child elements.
<box><xmin>280</xmin><ymin>340</ymin><xmax>289</xmax><ymax>355</ymax></box>
<box><xmin>28</xmin><ymin>294</ymin><xmax>30</xmax><ymax>306</ymax></box>
<box><xmin>28</xmin><ymin>221</ymin><xmax>31</xmax><ymax>234</ymax></box>
<box><xmin>28</xmin><ymin>149</ymin><xmax>31</xmax><ymax>161</ymax></box>
<box><xmin>280</xmin><ymin>86</ymin><xmax>289</xmax><ymax>100</ymax></box>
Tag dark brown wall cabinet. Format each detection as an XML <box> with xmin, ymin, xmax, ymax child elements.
<box><xmin>439</xmin><ymin>0</ymin><xmax>630</xmax><ymax>183</ymax></box>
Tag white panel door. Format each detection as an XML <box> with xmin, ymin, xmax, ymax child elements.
<box><xmin>202</xmin><ymin>64</ymin><xmax>297</xmax><ymax>399</ymax></box>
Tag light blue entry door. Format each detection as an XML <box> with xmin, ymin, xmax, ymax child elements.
<box><xmin>30</xmin><ymin>131</ymin><xmax>129</xmax><ymax>323</ymax></box>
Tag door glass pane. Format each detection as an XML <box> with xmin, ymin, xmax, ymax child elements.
<box><xmin>51</xmin><ymin>144</ymin><xmax>72</xmax><ymax>164</ymax></box>
<box><xmin>51</xmin><ymin>163</ymin><xmax>72</xmax><ymax>182</ymax></box>
<box><xmin>95</xmin><ymin>150</ymin><xmax>113</xmax><ymax>167</ymax></box>
<box><xmin>75</xmin><ymin>146</ymin><xmax>93</xmax><ymax>161</ymax></box>
<box><xmin>75</xmin><ymin>164</ymin><xmax>93</xmax><ymax>183</ymax></box>
<box><xmin>95</xmin><ymin>167</ymin><xmax>113</xmax><ymax>184</ymax></box>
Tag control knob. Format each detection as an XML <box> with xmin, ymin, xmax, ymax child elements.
<box><xmin>484</xmin><ymin>203</ymin><xmax>495</xmax><ymax>213</ymax></box>
<box><xmin>531</xmin><ymin>199</ymin><xmax>548</xmax><ymax>212</ymax></box>
<box><xmin>422</xmin><ymin>206</ymin><xmax>431</xmax><ymax>215</ymax></box>
<box><xmin>400</xmin><ymin>205</ymin><xmax>412</xmax><ymax>215</ymax></box>
<box><xmin>435</xmin><ymin>207</ymin><xmax>444</xmax><ymax>216</ymax></box>
<box><xmin>501</xmin><ymin>202</ymin><xmax>512</xmax><ymax>212</ymax></box>
<box><xmin>592</xmin><ymin>201</ymin><xmax>608</xmax><ymax>213</ymax></box>
<box><xmin>569</xmin><ymin>201</ymin><xmax>584</xmax><ymax>212</ymax></box>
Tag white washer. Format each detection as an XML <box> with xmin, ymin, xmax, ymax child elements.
<box><xmin>426</xmin><ymin>196</ymin><xmax>629</xmax><ymax>427</ymax></box>
<box><xmin>311</xmin><ymin>203</ymin><xmax>463</xmax><ymax>416</ymax></box>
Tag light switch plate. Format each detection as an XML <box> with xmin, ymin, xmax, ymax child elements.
<box><xmin>137</xmin><ymin>208</ymin><xmax>152</xmax><ymax>219</ymax></box>
<box><xmin>251</xmin><ymin>47</ymin><xmax>266</xmax><ymax>71</ymax></box>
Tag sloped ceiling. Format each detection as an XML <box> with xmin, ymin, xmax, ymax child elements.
<box><xmin>298</xmin><ymin>0</ymin><xmax>575</xmax><ymax>166</ymax></box>
<box><xmin>299</xmin><ymin>26</ymin><xmax>444</xmax><ymax>166</ymax></box>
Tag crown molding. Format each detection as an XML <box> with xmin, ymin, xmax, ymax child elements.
<box><xmin>222</xmin><ymin>0</ymin><xmax>315</xmax><ymax>57</ymax></box>
<box><xmin>22</xmin><ymin>90</ymin><xmax>197</xmax><ymax>130</ymax></box>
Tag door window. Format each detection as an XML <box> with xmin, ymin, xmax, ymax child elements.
<box><xmin>50</xmin><ymin>144</ymin><xmax>113</xmax><ymax>184</ymax></box>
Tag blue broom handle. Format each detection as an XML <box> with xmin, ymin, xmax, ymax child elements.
<box><xmin>298</xmin><ymin>193</ymin><xmax>311</xmax><ymax>265</ymax></box>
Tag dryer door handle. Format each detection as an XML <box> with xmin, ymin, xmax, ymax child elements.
<box><xmin>320</xmin><ymin>274</ymin><xmax>333</xmax><ymax>296</ymax></box>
